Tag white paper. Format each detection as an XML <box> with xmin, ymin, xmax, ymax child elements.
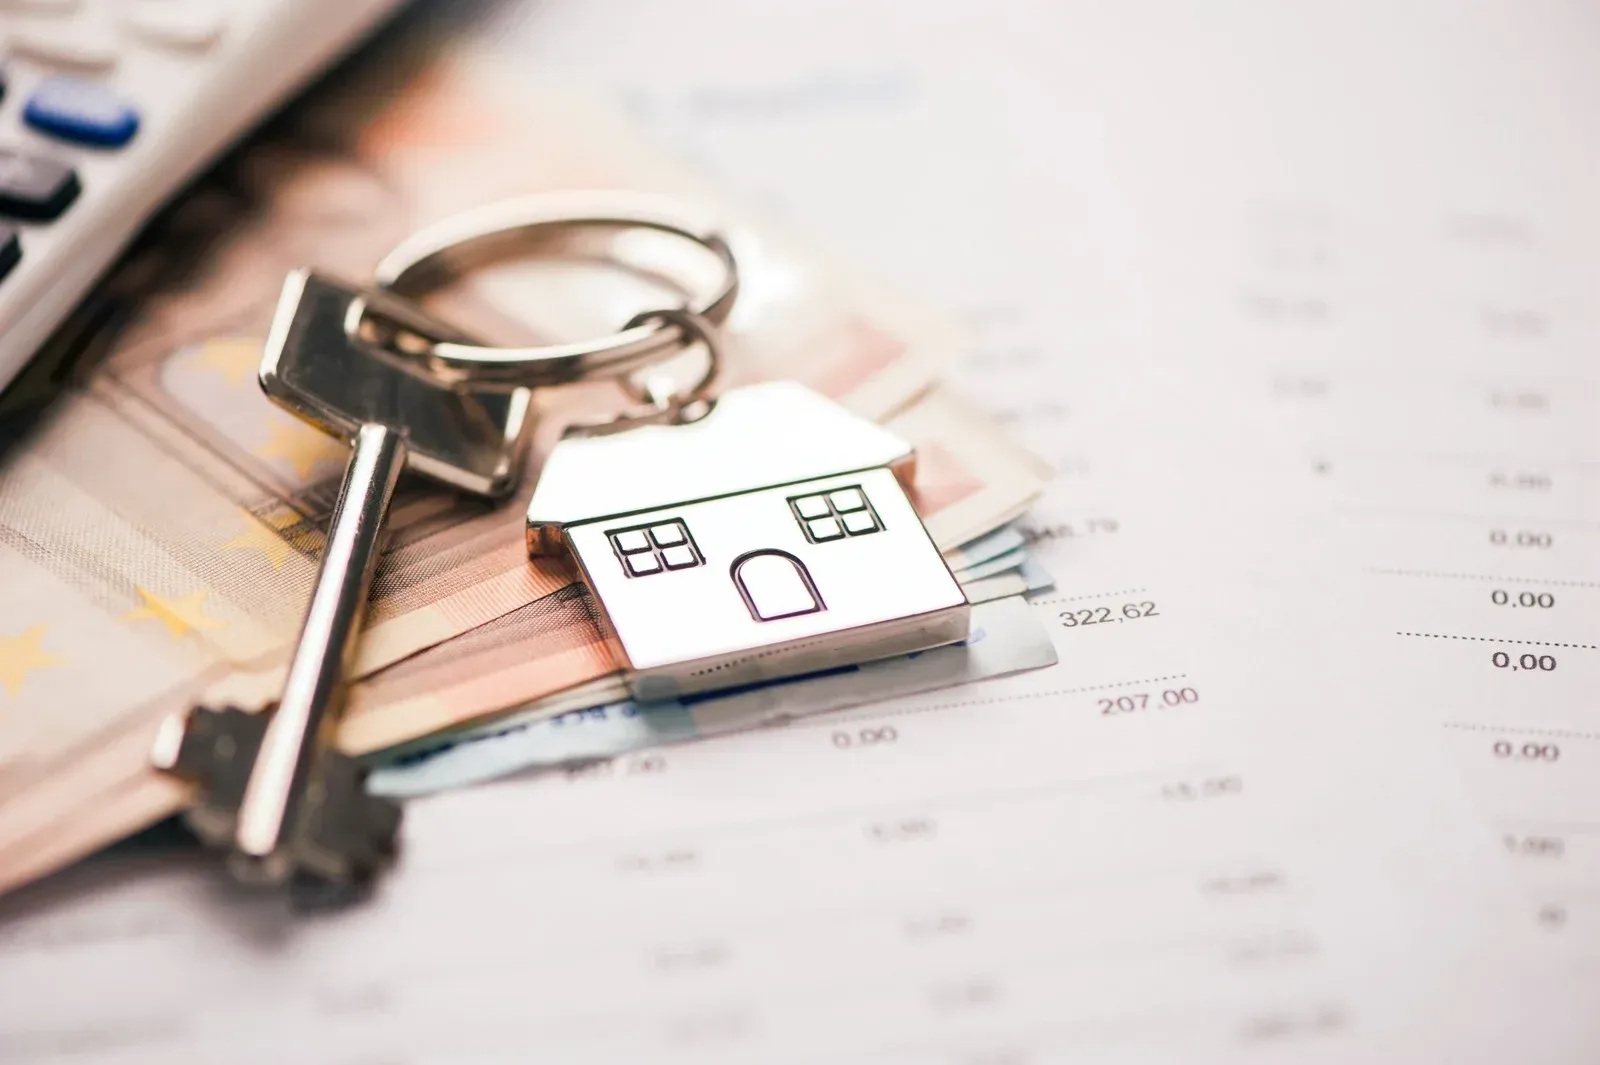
<box><xmin>1</xmin><ymin>0</ymin><xmax>1597</xmax><ymax>1060</ymax></box>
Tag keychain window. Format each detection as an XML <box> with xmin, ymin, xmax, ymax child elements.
<box><xmin>789</xmin><ymin>485</ymin><xmax>882</xmax><ymax>543</ymax></box>
<box><xmin>608</xmin><ymin>520</ymin><xmax>703</xmax><ymax>576</ymax></box>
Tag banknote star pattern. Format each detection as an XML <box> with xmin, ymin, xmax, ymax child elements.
<box><xmin>191</xmin><ymin>337</ymin><xmax>262</xmax><ymax>387</ymax></box>
<box><xmin>220</xmin><ymin>509</ymin><xmax>298</xmax><ymax>570</ymax></box>
<box><xmin>123</xmin><ymin>587</ymin><xmax>226</xmax><ymax>640</ymax></box>
<box><xmin>256</xmin><ymin>418</ymin><xmax>344</xmax><ymax>480</ymax></box>
<box><xmin>0</xmin><ymin>625</ymin><xmax>64</xmax><ymax>696</ymax></box>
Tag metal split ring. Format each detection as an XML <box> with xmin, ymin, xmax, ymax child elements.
<box><xmin>617</xmin><ymin>307</ymin><xmax>723</xmax><ymax>417</ymax></box>
<box><xmin>363</xmin><ymin>191</ymin><xmax>739</xmax><ymax>390</ymax></box>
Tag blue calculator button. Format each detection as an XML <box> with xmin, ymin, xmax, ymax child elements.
<box><xmin>24</xmin><ymin>77</ymin><xmax>139</xmax><ymax>148</ymax></box>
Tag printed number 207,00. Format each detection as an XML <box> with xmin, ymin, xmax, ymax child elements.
<box><xmin>1100</xmin><ymin>688</ymin><xmax>1200</xmax><ymax>715</ymax></box>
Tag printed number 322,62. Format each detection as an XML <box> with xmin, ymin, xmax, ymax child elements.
<box><xmin>1059</xmin><ymin>602</ymin><xmax>1159</xmax><ymax>628</ymax></box>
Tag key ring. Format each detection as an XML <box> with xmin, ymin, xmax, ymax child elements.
<box><xmin>579</xmin><ymin>306</ymin><xmax>725</xmax><ymax>432</ymax></box>
<box><xmin>366</xmin><ymin>191</ymin><xmax>738</xmax><ymax>390</ymax></box>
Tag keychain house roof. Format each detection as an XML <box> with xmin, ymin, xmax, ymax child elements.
<box><xmin>527</xmin><ymin>381</ymin><xmax>970</xmax><ymax>701</ymax></box>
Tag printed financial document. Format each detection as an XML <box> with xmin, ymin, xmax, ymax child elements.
<box><xmin>1</xmin><ymin>1</ymin><xmax>1598</xmax><ymax>1061</ymax></box>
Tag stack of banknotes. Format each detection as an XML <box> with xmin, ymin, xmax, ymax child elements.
<box><xmin>0</xmin><ymin>31</ymin><xmax>1055</xmax><ymax>896</ymax></box>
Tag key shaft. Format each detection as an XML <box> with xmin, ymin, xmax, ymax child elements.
<box><xmin>233</xmin><ymin>421</ymin><xmax>407</xmax><ymax>878</ymax></box>
<box><xmin>152</xmin><ymin>271</ymin><xmax>535</xmax><ymax>895</ymax></box>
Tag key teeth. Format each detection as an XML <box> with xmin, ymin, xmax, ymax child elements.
<box><xmin>295</xmin><ymin>750</ymin><xmax>403</xmax><ymax>889</ymax></box>
<box><xmin>158</xmin><ymin>705</ymin><xmax>265</xmax><ymax>784</ymax></box>
<box><xmin>154</xmin><ymin>705</ymin><xmax>266</xmax><ymax>848</ymax></box>
<box><xmin>154</xmin><ymin>706</ymin><xmax>403</xmax><ymax>897</ymax></box>
<box><xmin>287</xmin><ymin>771</ymin><xmax>402</xmax><ymax>914</ymax></box>
<box><xmin>288</xmin><ymin>870</ymin><xmax>376</xmax><ymax>912</ymax></box>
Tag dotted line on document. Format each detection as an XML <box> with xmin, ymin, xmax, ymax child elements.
<box><xmin>1032</xmin><ymin>587</ymin><xmax>1148</xmax><ymax>605</ymax></box>
<box><xmin>788</xmin><ymin>674</ymin><xmax>1193</xmax><ymax>728</ymax></box>
<box><xmin>1040</xmin><ymin>673</ymin><xmax>1191</xmax><ymax>695</ymax></box>
<box><xmin>1395</xmin><ymin>632</ymin><xmax>1597</xmax><ymax>649</ymax></box>
<box><xmin>1444</xmin><ymin>722</ymin><xmax>1600</xmax><ymax>742</ymax></box>
<box><xmin>1367</xmin><ymin>568</ymin><xmax>1600</xmax><ymax>588</ymax></box>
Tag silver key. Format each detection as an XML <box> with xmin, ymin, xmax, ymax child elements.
<box><xmin>152</xmin><ymin>270</ymin><xmax>534</xmax><ymax>894</ymax></box>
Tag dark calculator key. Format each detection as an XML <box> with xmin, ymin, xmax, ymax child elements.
<box><xmin>0</xmin><ymin>151</ymin><xmax>80</xmax><ymax>221</ymax></box>
<box><xmin>0</xmin><ymin>228</ymin><xmax>19</xmax><ymax>282</ymax></box>
<box><xmin>24</xmin><ymin>77</ymin><xmax>139</xmax><ymax>149</ymax></box>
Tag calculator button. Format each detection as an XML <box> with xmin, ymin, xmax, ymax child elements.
<box><xmin>124</xmin><ymin>1</ymin><xmax>226</xmax><ymax>49</ymax></box>
<box><xmin>842</xmin><ymin>510</ymin><xmax>879</xmax><ymax>535</ymax></box>
<box><xmin>625</xmin><ymin>552</ymin><xmax>662</xmax><ymax>576</ymax></box>
<box><xmin>661</xmin><ymin>544</ymin><xmax>698</xmax><ymax>569</ymax></box>
<box><xmin>614</xmin><ymin>529</ymin><xmax>650</xmax><ymax>554</ymax></box>
<box><xmin>649</xmin><ymin>522</ymin><xmax>686</xmax><ymax>547</ymax></box>
<box><xmin>807</xmin><ymin>517</ymin><xmax>844</xmax><ymax>541</ymax></box>
<box><xmin>793</xmin><ymin>495</ymin><xmax>830</xmax><ymax>519</ymax></box>
<box><xmin>0</xmin><ymin>151</ymin><xmax>80</xmax><ymax>220</ymax></box>
<box><xmin>0</xmin><ymin>228</ymin><xmax>21</xmax><ymax>283</ymax></box>
<box><xmin>26</xmin><ymin>78</ymin><xmax>140</xmax><ymax>147</ymax></box>
<box><xmin>829</xmin><ymin>488</ymin><xmax>866</xmax><ymax>512</ymax></box>
<box><xmin>11</xmin><ymin>21</ymin><xmax>120</xmax><ymax>70</ymax></box>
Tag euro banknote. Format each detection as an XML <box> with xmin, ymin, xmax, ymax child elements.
<box><xmin>953</xmin><ymin>545</ymin><xmax>1029</xmax><ymax>582</ymax></box>
<box><xmin>942</xmin><ymin>523</ymin><xmax>1025</xmax><ymax>573</ymax></box>
<box><xmin>0</xmin><ymin>378</ymin><xmax>1049</xmax><ymax>883</ymax></box>
<box><xmin>345</xmin><ymin>525</ymin><xmax>1042</xmax><ymax>758</ymax></box>
<box><xmin>961</xmin><ymin>556</ymin><xmax>1057</xmax><ymax>605</ymax></box>
<box><xmin>366</xmin><ymin>595</ymin><xmax>1057</xmax><ymax>798</ymax></box>
<box><xmin>336</xmin><ymin>536</ymin><xmax>1051</xmax><ymax>756</ymax></box>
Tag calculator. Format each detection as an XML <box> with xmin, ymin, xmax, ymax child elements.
<box><xmin>0</xmin><ymin>0</ymin><xmax>407</xmax><ymax>400</ymax></box>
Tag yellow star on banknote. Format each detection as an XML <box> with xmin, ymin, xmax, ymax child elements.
<box><xmin>257</xmin><ymin>418</ymin><xmax>343</xmax><ymax>479</ymax></box>
<box><xmin>124</xmin><ymin>587</ymin><xmax>225</xmax><ymax>640</ymax></box>
<box><xmin>191</xmin><ymin>337</ymin><xmax>262</xmax><ymax>387</ymax></box>
<box><xmin>221</xmin><ymin>509</ymin><xmax>300</xmax><ymax>570</ymax></box>
<box><xmin>0</xmin><ymin>624</ymin><xmax>65</xmax><ymax>696</ymax></box>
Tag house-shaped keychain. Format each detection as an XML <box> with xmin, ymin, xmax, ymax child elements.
<box><xmin>527</xmin><ymin>381</ymin><xmax>971</xmax><ymax>701</ymax></box>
